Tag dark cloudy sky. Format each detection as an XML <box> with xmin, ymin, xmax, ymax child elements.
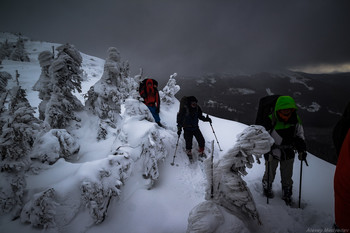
<box><xmin>1</xmin><ymin>0</ymin><xmax>350</xmax><ymax>80</ymax></box>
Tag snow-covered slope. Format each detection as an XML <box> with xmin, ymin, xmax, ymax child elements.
<box><xmin>0</xmin><ymin>33</ymin><xmax>336</xmax><ymax>233</ymax></box>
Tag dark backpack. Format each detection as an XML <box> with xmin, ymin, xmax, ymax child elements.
<box><xmin>255</xmin><ymin>95</ymin><xmax>281</xmax><ymax>131</ymax></box>
<box><xmin>179</xmin><ymin>96</ymin><xmax>189</xmax><ymax>114</ymax></box>
<box><xmin>178</xmin><ymin>96</ymin><xmax>198</xmax><ymax>114</ymax></box>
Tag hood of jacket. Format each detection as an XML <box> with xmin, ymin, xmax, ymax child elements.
<box><xmin>270</xmin><ymin>96</ymin><xmax>301</xmax><ymax>130</ymax></box>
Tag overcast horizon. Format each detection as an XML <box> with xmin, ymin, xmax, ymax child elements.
<box><xmin>1</xmin><ymin>0</ymin><xmax>350</xmax><ymax>80</ymax></box>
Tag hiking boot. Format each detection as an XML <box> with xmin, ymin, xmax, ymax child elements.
<box><xmin>282</xmin><ymin>186</ymin><xmax>293</xmax><ymax>205</ymax></box>
<box><xmin>186</xmin><ymin>150</ymin><xmax>194</xmax><ymax>163</ymax></box>
<box><xmin>262</xmin><ymin>181</ymin><xmax>274</xmax><ymax>198</ymax></box>
<box><xmin>198</xmin><ymin>147</ymin><xmax>207</xmax><ymax>159</ymax></box>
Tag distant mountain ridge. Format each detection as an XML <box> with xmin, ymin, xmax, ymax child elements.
<box><xmin>176</xmin><ymin>72</ymin><xmax>350</xmax><ymax>165</ymax></box>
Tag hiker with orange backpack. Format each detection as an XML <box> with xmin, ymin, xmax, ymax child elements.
<box><xmin>139</xmin><ymin>78</ymin><xmax>163</xmax><ymax>127</ymax></box>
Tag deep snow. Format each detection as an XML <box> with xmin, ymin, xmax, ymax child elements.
<box><xmin>0</xmin><ymin>33</ymin><xmax>337</xmax><ymax>233</ymax></box>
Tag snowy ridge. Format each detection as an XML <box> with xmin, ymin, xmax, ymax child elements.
<box><xmin>0</xmin><ymin>33</ymin><xmax>337</xmax><ymax>233</ymax></box>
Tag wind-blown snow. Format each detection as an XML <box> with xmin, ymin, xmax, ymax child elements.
<box><xmin>0</xmin><ymin>33</ymin><xmax>337</xmax><ymax>233</ymax></box>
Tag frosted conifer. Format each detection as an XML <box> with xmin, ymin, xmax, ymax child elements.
<box><xmin>160</xmin><ymin>73</ymin><xmax>180</xmax><ymax>105</ymax></box>
<box><xmin>33</xmin><ymin>51</ymin><xmax>54</xmax><ymax>120</ymax></box>
<box><xmin>9</xmin><ymin>38</ymin><xmax>30</xmax><ymax>62</ymax></box>
<box><xmin>0</xmin><ymin>86</ymin><xmax>41</xmax><ymax>218</ymax></box>
<box><xmin>85</xmin><ymin>47</ymin><xmax>123</xmax><ymax>121</ymax></box>
<box><xmin>44</xmin><ymin>43</ymin><xmax>83</xmax><ymax>129</ymax></box>
<box><xmin>85</xmin><ymin>47</ymin><xmax>138</xmax><ymax>138</ymax></box>
<box><xmin>0</xmin><ymin>40</ymin><xmax>12</xmax><ymax>60</ymax></box>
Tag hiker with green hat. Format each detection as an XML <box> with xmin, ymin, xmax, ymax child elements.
<box><xmin>261</xmin><ymin>95</ymin><xmax>307</xmax><ymax>205</ymax></box>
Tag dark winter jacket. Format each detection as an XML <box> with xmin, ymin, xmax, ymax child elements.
<box><xmin>177</xmin><ymin>101</ymin><xmax>207</xmax><ymax>131</ymax></box>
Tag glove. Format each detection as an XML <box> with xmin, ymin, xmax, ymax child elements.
<box><xmin>206</xmin><ymin>116</ymin><xmax>212</xmax><ymax>123</ymax></box>
<box><xmin>298</xmin><ymin>151</ymin><xmax>307</xmax><ymax>161</ymax></box>
<box><xmin>177</xmin><ymin>126</ymin><xmax>182</xmax><ymax>136</ymax></box>
<box><xmin>293</xmin><ymin>137</ymin><xmax>306</xmax><ymax>152</ymax></box>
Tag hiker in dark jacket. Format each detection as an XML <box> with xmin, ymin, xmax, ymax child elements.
<box><xmin>262</xmin><ymin>96</ymin><xmax>307</xmax><ymax>205</ymax></box>
<box><xmin>177</xmin><ymin>96</ymin><xmax>211</xmax><ymax>162</ymax></box>
<box><xmin>139</xmin><ymin>78</ymin><xmax>163</xmax><ymax>127</ymax></box>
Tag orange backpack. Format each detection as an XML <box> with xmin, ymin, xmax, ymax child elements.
<box><xmin>139</xmin><ymin>79</ymin><xmax>159</xmax><ymax>107</ymax></box>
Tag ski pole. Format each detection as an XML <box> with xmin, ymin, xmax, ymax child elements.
<box><xmin>171</xmin><ymin>135</ymin><xmax>180</xmax><ymax>166</ymax></box>
<box><xmin>207</xmin><ymin>116</ymin><xmax>223</xmax><ymax>151</ymax></box>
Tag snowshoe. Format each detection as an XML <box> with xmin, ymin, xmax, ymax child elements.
<box><xmin>186</xmin><ymin>150</ymin><xmax>194</xmax><ymax>163</ymax></box>
<box><xmin>198</xmin><ymin>153</ymin><xmax>207</xmax><ymax>162</ymax></box>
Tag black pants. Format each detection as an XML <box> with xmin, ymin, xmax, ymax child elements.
<box><xmin>184</xmin><ymin>128</ymin><xmax>205</xmax><ymax>150</ymax></box>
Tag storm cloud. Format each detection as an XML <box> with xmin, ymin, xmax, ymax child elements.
<box><xmin>1</xmin><ymin>0</ymin><xmax>350</xmax><ymax>80</ymax></box>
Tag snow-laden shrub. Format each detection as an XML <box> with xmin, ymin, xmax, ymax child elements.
<box><xmin>30</xmin><ymin>129</ymin><xmax>80</xmax><ymax>164</ymax></box>
<box><xmin>188</xmin><ymin>125</ymin><xmax>274</xmax><ymax>231</ymax></box>
<box><xmin>213</xmin><ymin>125</ymin><xmax>273</xmax><ymax>223</ymax></box>
<box><xmin>123</xmin><ymin>98</ymin><xmax>154</xmax><ymax>122</ymax></box>
<box><xmin>20</xmin><ymin>188</ymin><xmax>58</xmax><ymax>229</ymax></box>
<box><xmin>0</xmin><ymin>173</ymin><xmax>26</xmax><ymax>217</ymax></box>
<box><xmin>80</xmin><ymin>154</ymin><xmax>132</xmax><ymax>224</ymax></box>
<box><xmin>187</xmin><ymin>201</ymin><xmax>224</xmax><ymax>233</ymax></box>
<box><xmin>159</xmin><ymin>73</ymin><xmax>180</xmax><ymax>105</ymax></box>
<box><xmin>140</xmin><ymin>128</ymin><xmax>167</xmax><ymax>189</ymax></box>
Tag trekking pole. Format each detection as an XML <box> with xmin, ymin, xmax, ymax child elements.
<box><xmin>298</xmin><ymin>153</ymin><xmax>309</xmax><ymax>208</ymax></box>
<box><xmin>207</xmin><ymin>115</ymin><xmax>223</xmax><ymax>151</ymax></box>
<box><xmin>210</xmin><ymin>140</ymin><xmax>215</xmax><ymax>199</ymax></box>
<box><xmin>298</xmin><ymin>159</ymin><xmax>303</xmax><ymax>208</ymax></box>
<box><xmin>170</xmin><ymin>135</ymin><xmax>180</xmax><ymax>166</ymax></box>
<box><xmin>267</xmin><ymin>160</ymin><xmax>270</xmax><ymax>204</ymax></box>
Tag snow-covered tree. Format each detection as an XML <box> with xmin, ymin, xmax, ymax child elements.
<box><xmin>0</xmin><ymin>86</ymin><xmax>41</xmax><ymax>218</ymax></box>
<box><xmin>0</xmin><ymin>39</ymin><xmax>12</xmax><ymax>61</ymax></box>
<box><xmin>0</xmin><ymin>71</ymin><xmax>11</xmax><ymax>93</ymax></box>
<box><xmin>85</xmin><ymin>47</ymin><xmax>124</xmax><ymax>121</ymax></box>
<box><xmin>33</xmin><ymin>51</ymin><xmax>54</xmax><ymax>120</ymax></box>
<box><xmin>44</xmin><ymin>43</ymin><xmax>84</xmax><ymax>129</ymax></box>
<box><xmin>9</xmin><ymin>37</ymin><xmax>30</xmax><ymax>62</ymax></box>
<box><xmin>0</xmin><ymin>72</ymin><xmax>11</xmax><ymax>116</ymax></box>
<box><xmin>187</xmin><ymin>125</ymin><xmax>274</xmax><ymax>232</ymax></box>
<box><xmin>85</xmin><ymin>47</ymin><xmax>138</xmax><ymax>139</ymax></box>
<box><xmin>0</xmin><ymin>86</ymin><xmax>41</xmax><ymax>172</ymax></box>
<box><xmin>159</xmin><ymin>73</ymin><xmax>180</xmax><ymax>105</ymax></box>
